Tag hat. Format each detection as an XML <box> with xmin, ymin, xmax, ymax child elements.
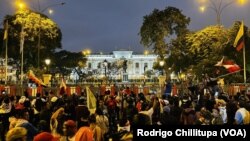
<box><xmin>65</xmin><ymin>120</ymin><xmax>76</xmax><ymax>128</ymax></box>
<box><xmin>6</xmin><ymin>127</ymin><xmax>27</xmax><ymax>141</ymax></box>
<box><xmin>51</xmin><ymin>96</ymin><xmax>58</xmax><ymax>103</ymax></box>
<box><xmin>33</xmin><ymin>132</ymin><xmax>59</xmax><ymax>141</ymax></box>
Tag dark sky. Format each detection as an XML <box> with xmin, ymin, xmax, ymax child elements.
<box><xmin>1</xmin><ymin>0</ymin><xmax>249</xmax><ymax>53</ymax></box>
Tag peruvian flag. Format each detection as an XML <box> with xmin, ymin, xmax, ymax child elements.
<box><xmin>215</xmin><ymin>57</ymin><xmax>241</xmax><ymax>73</ymax></box>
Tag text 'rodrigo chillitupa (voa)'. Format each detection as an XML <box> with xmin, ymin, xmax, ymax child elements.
<box><xmin>136</xmin><ymin>128</ymin><xmax>246</xmax><ymax>139</ymax></box>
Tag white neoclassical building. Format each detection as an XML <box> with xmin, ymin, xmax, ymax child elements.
<box><xmin>84</xmin><ymin>50</ymin><xmax>158</xmax><ymax>81</ymax></box>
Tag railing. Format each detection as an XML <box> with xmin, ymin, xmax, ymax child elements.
<box><xmin>1</xmin><ymin>82</ymin><xmax>249</xmax><ymax>97</ymax></box>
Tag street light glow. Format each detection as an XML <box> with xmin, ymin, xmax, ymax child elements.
<box><xmin>197</xmin><ymin>0</ymin><xmax>248</xmax><ymax>25</ymax></box>
<box><xmin>16</xmin><ymin>1</ymin><xmax>26</xmax><ymax>10</ymax></box>
<box><xmin>159</xmin><ymin>60</ymin><xmax>165</xmax><ymax>67</ymax></box>
<box><xmin>199</xmin><ymin>6</ymin><xmax>206</xmax><ymax>13</ymax></box>
<box><xmin>45</xmin><ymin>58</ymin><xmax>51</xmax><ymax>73</ymax></box>
<box><xmin>238</xmin><ymin>0</ymin><xmax>247</xmax><ymax>5</ymax></box>
<box><xmin>82</xmin><ymin>49</ymin><xmax>91</xmax><ymax>55</ymax></box>
<box><xmin>45</xmin><ymin>58</ymin><xmax>51</xmax><ymax>65</ymax></box>
<box><xmin>48</xmin><ymin>9</ymin><xmax>53</xmax><ymax>14</ymax></box>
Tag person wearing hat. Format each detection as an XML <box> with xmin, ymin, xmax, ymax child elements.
<box><xmin>33</xmin><ymin>132</ymin><xmax>59</xmax><ymax>141</ymax></box>
<box><xmin>60</xmin><ymin>120</ymin><xmax>77</xmax><ymax>141</ymax></box>
<box><xmin>6</xmin><ymin>127</ymin><xmax>27</xmax><ymax>141</ymax></box>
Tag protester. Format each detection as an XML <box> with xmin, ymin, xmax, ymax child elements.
<box><xmin>6</xmin><ymin>127</ymin><xmax>27</xmax><ymax>141</ymax></box>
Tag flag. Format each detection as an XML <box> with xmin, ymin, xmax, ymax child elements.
<box><xmin>215</xmin><ymin>57</ymin><xmax>241</xmax><ymax>73</ymax></box>
<box><xmin>59</xmin><ymin>78</ymin><xmax>67</xmax><ymax>95</ymax></box>
<box><xmin>28</xmin><ymin>70</ymin><xmax>46</xmax><ymax>87</ymax></box>
<box><xmin>86</xmin><ymin>86</ymin><xmax>96</xmax><ymax>113</ymax></box>
<box><xmin>233</xmin><ymin>21</ymin><xmax>244</xmax><ymax>51</ymax></box>
<box><xmin>60</xmin><ymin>79</ymin><xmax>67</xmax><ymax>91</ymax></box>
<box><xmin>214</xmin><ymin>56</ymin><xmax>224</xmax><ymax>66</ymax></box>
<box><xmin>223</xmin><ymin>61</ymin><xmax>241</xmax><ymax>73</ymax></box>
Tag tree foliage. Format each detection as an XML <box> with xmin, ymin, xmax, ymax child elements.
<box><xmin>171</xmin><ymin>21</ymin><xmax>250</xmax><ymax>82</ymax></box>
<box><xmin>53</xmin><ymin>50</ymin><xmax>87</xmax><ymax>73</ymax></box>
<box><xmin>140</xmin><ymin>5</ymin><xmax>250</xmax><ymax>82</ymax></box>
<box><xmin>185</xmin><ymin>25</ymin><xmax>229</xmax><ymax>76</ymax></box>
<box><xmin>1</xmin><ymin>9</ymin><xmax>62</xmax><ymax>67</ymax></box>
<box><xmin>166</xmin><ymin>34</ymin><xmax>192</xmax><ymax>74</ymax></box>
<box><xmin>139</xmin><ymin>6</ymin><xmax>190</xmax><ymax>58</ymax></box>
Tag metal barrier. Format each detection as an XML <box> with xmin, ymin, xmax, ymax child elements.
<box><xmin>1</xmin><ymin>83</ymin><xmax>249</xmax><ymax>97</ymax></box>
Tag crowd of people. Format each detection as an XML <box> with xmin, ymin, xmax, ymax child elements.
<box><xmin>0</xmin><ymin>82</ymin><xmax>250</xmax><ymax>141</ymax></box>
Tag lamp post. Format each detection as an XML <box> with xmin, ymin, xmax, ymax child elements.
<box><xmin>3</xmin><ymin>20</ymin><xmax>8</xmax><ymax>85</ymax></box>
<box><xmin>45</xmin><ymin>58</ymin><xmax>51</xmax><ymax>73</ymax></box>
<box><xmin>43</xmin><ymin>58</ymin><xmax>51</xmax><ymax>86</ymax></box>
<box><xmin>16</xmin><ymin>2</ymin><xmax>26</xmax><ymax>86</ymax></box>
<box><xmin>159</xmin><ymin>60</ymin><xmax>165</xmax><ymax>75</ymax></box>
<box><xmin>198</xmin><ymin>0</ymin><xmax>247</xmax><ymax>25</ymax></box>
<box><xmin>36</xmin><ymin>1</ymin><xmax>65</xmax><ymax>68</ymax></box>
<box><xmin>103</xmin><ymin>59</ymin><xmax>108</xmax><ymax>77</ymax></box>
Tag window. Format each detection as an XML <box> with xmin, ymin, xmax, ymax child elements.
<box><xmin>97</xmin><ymin>62</ymin><xmax>101</xmax><ymax>68</ymax></box>
<box><xmin>88</xmin><ymin>63</ymin><xmax>92</xmax><ymax>69</ymax></box>
<box><xmin>144</xmin><ymin>63</ymin><xmax>148</xmax><ymax>71</ymax></box>
<box><xmin>135</xmin><ymin>63</ymin><xmax>139</xmax><ymax>68</ymax></box>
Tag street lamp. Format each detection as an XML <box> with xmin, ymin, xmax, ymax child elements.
<box><xmin>37</xmin><ymin>2</ymin><xmax>65</xmax><ymax>68</ymax></box>
<box><xmin>159</xmin><ymin>60</ymin><xmax>165</xmax><ymax>75</ymax></box>
<box><xmin>82</xmin><ymin>49</ymin><xmax>91</xmax><ymax>56</ymax></box>
<box><xmin>45</xmin><ymin>58</ymin><xmax>51</xmax><ymax>73</ymax></box>
<box><xmin>16</xmin><ymin>2</ymin><xmax>26</xmax><ymax>86</ymax></box>
<box><xmin>198</xmin><ymin>0</ymin><xmax>247</xmax><ymax>25</ymax></box>
<box><xmin>103</xmin><ymin>59</ymin><xmax>108</xmax><ymax>77</ymax></box>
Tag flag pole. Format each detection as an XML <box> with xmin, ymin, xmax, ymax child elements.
<box><xmin>243</xmin><ymin>39</ymin><xmax>246</xmax><ymax>84</ymax></box>
<box><xmin>216</xmin><ymin>69</ymin><xmax>242</xmax><ymax>79</ymax></box>
<box><xmin>4</xmin><ymin>21</ymin><xmax>8</xmax><ymax>85</ymax></box>
<box><xmin>20</xmin><ymin>25</ymin><xmax>24</xmax><ymax>86</ymax></box>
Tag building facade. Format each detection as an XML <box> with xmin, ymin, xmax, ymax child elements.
<box><xmin>85</xmin><ymin>51</ymin><xmax>158</xmax><ymax>81</ymax></box>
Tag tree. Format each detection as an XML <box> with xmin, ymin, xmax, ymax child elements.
<box><xmin>139</xmin><ymin>6</ymin><xmax>190</xmax><ymax>58</ymax></box>
<box><xmin>166</xmin><ymin>33</ymin><xmax>191</xmax><ymax>74</ymax></box>
<box><xmin>53</xmin><ymin>50</ymin><xmax>87</xmax><ymax>77</ymax></box>
<box><xmin>182</xmin><ymin>22</ymin><xmax>250</xmax><ymax>82</ymax></box>
<box><xmin>1</xmin><ymin>9</ymin><xmax>62</xmax><ymax>67</ymax></box>
<box><xmin>53</xmin><ymin>50</ymin><xmax>87</xmax><ymax>68</ymax></box>
<box><xmin>185</xmin><ymin>25</ymin><xmax>229</xmax><ymax>77</ymax></box>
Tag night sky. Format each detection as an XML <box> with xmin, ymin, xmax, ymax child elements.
<box><xmin>1</xmin><ymin>0</ymin><xmax>249</xmax><ymax>53</ymax></box>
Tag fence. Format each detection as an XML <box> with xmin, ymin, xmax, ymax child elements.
<box><xmin>0</xmin><ymin>83</ymin><xmax>249</xmax><ymax>97</ymax></box>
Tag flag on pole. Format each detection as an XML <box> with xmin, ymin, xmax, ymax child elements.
<box><xmin>86</xmin><ymin>86</ymin><xmax>96</xmax><ymax>113</ymax></box>
<box><xmin>215</xmin><ymin>57</ymin><xmax>241</xmax><ymax>73</ymax></box>
<box><xmin>233</xmin><ymin>21</ymin><xmax>244</xmax><ymax>51</ymax></box>
<box><xmin>214</xmin><ymin>56</ymin><xmax>224</xmax><ymax>67</ymax></box>
<box><xmin>223</xmin><ymin>62</ymin><xmax>241</xmax><ymax>73</ymax></box>
<box><xmin>59</xmin><ymin>78</ymin><xmax>67</xmax><ymax>94</ymax></box>
<box><xmin>60</xmin><ymin>79</ymin><xmax>67</xmax><ymax>91</ymax></box>
<box><xmin>28</xmin><ymin>70</ymin><xmax>46</xmax><ymax>87</ymax></box>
